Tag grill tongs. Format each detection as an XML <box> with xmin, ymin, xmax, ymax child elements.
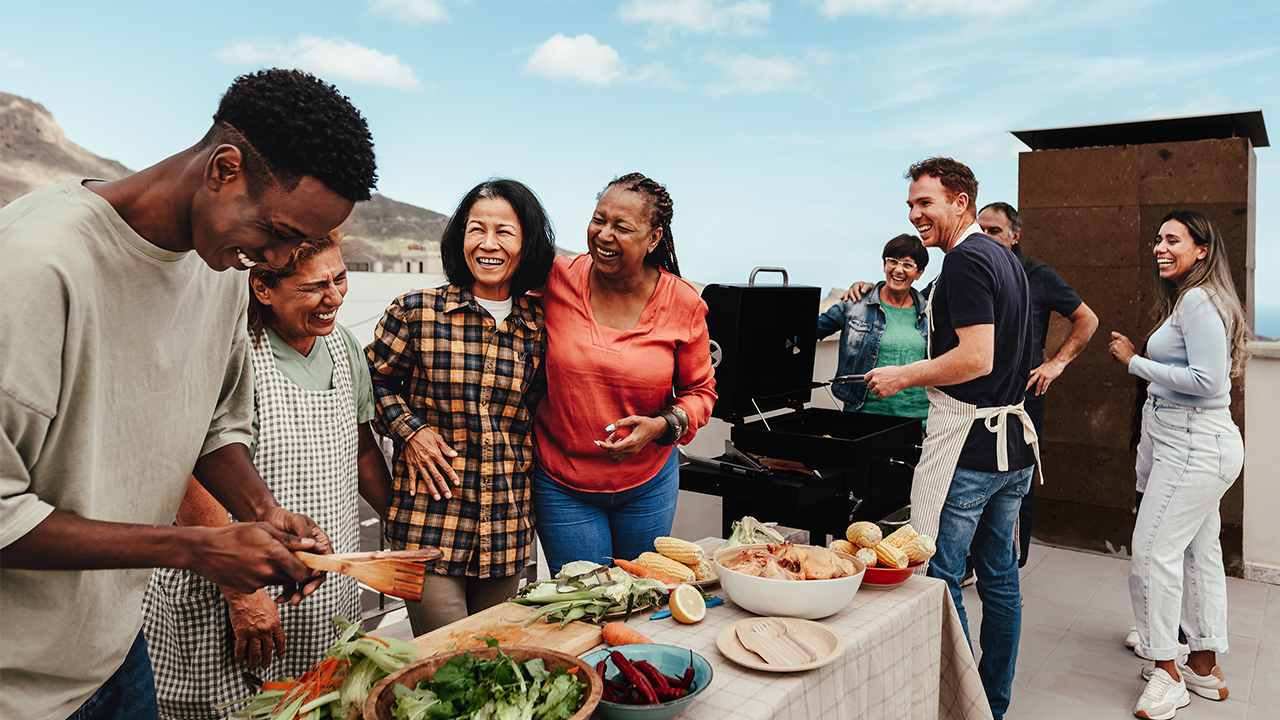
<box><xmin>680</xmin><ymin>440</ymin><xmax>820</xmax><ymax>480</ymax></box>
<box><xmin>679</xmin><ymin>440</ymin><xmax>771</xmax><ymax>479</ymax></box>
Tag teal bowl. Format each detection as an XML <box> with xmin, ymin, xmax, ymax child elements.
<box><xmin>581</xmin><ymin>644</ymin><xmax>713</xmax><ymax>720</ymax></box>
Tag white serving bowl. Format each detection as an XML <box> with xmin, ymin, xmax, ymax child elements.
<box><xmin>713</xmin><ymin>543</ymin><xmax>865</xmax><ymax>619</ymax></box>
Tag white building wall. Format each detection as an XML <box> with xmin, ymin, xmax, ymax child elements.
<box><xmin>1243</xmin><ymin>341</ymin><xmax>1280</xmax><ymax>584</ymax></box>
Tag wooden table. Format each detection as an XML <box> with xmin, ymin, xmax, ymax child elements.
<box><xmin>584</xmin><ymin>538</ymin><xmax>993</xmax><ymax>720</ymax></box>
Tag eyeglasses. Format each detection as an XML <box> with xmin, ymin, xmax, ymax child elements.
<box><xmin>884</xmin><ymin>258</ymin><xmax>918</xmax><ymax>271</ymax></box>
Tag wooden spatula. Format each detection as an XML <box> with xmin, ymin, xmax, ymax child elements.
<box><xmin>294</xmin><ymin>548</ymin><xmax>442</xmax><ymax>602</ymax></box>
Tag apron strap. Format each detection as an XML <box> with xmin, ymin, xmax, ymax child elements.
<box><xmin>974</xmin><ymin>403</ymin><xmax>1043</xmax><ymax>482</ymax></box>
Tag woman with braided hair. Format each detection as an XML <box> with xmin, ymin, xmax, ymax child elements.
<box><xmin>530</xmin><ymin>173</ymin><xmax>716</xmax><ymax>573</ymax></box>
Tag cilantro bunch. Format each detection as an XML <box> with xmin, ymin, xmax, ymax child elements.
<box><xmin>392</xmin><ymin>640</ymin><xmax>586</xmax><ymax>720</ymax></box>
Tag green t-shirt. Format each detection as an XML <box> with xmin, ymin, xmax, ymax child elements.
<box><xmin>249</xmin><ymin>323</ymin><xmax>376</xmax><ymax>457</ymax></box>
<box><xmin>853</xmin><ymin>303</ymin><xmax>929</xmax><ymax>425</ymax></box>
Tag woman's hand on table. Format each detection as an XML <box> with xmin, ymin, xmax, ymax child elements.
<box><xmin>1108</xmin><ymin>331</ymin><xmax>1136</xmax><ymax>366</ymax></box>
<box><xmin>403</xmin><ymin>427</ymin><xmax>461</xmax><ymax>500</ymax></box>
<box><xmin>223</xmin><ymin>587</ymin><xmax>285</xmax><ymax>669</ymax></box>
<box><xmin>596</xmin><ymin>416</ymin><xmax>669</xmax><ymax>461</ymax></box>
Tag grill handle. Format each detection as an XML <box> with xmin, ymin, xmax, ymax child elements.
<box><xmin>748</xmin><ymin>267</ymin><xmax>789</xmax><ymax>286</ymax></box>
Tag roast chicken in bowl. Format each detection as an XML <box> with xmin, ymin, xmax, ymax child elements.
<box><xmin>714</xmin><ymin>542</ymin><xmax>865</xmax><ymax>619</ymax></box>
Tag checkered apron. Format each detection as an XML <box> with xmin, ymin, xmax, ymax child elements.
<box><xmin>908</xmin><ymin>286</ymin><xmax>1041</xmax><ymax>571</ymax></box>
<box><xmin>141</xmin><ymin>331</ymin><xmax>361</xmax><ymax>719</ymax></box>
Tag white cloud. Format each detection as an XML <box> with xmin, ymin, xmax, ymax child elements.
<box><xmin>0</xmin><ymin>51</ymin><xmax>26</xmax><ymax>70</ymax></box>
<box><xmin>525</xmin><ymin>34</ymin><xmax>625</xmax><ymax>86</ymax></box>
<box><xmin>820</xmin><ymin>0</ymin><xmax>1035</xmax><ymax>18</ymax></box>
<box><xmin>631</xmin><ymin>62</ymin><xmax>684</xmax><ymax>89</ymax></box>
<box><xmin>216</xmin><ymin>36</ymin><xmax>420</xmax><ymax>90</ymax></box>
<box><xmin>620</xmin><ymin>0</ymin><xmax>771</xmax><ymax>37</ymax></box>
<box><xmin>706</xmin><ymin>52</ymin><xmax>804</xmax><ymax>95</ymax></box>
<box><xmin>368</xmin><ymin>0</ymin><xmax>449</xmax><ymax>24</ymax></box>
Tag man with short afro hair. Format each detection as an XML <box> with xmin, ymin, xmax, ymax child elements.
<box><xmin>204</xmin><ymin>69</ymin><xmax>377</xmax><ymax>203</ymax></box>
<box><xmin>0</xmin><ymin>68</ymin><xmax>376</xmax><ymax>720</ymax></box>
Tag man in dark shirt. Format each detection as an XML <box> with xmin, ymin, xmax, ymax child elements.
<box><xmin>979</xmin><ymin>202</ymin><xmax>1098</xmax><ymax>567</ymax></box>
<box><xmin>865</xmin><ymin>158</ymin><xmax>1035</xmax><ymax>720</ymax></box>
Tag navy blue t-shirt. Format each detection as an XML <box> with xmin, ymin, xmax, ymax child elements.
<box><xmin>929</xmin><ymin>233</ymin><xmax>1035</xmax><ymax>472</ymax></box>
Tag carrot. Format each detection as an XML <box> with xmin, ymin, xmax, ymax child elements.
<box><xmin>613</xmin><ymin>558</ymin><xmax>680</xmax><ymax>585</ymax></box>
<box><xmin>602</xmin><ymin>621</ymin><xmax>654</xmax><ymax>646</ymax></box>
<box><xmin>262</xmin><ymin>681</ymin><xmax>293</xmax><ymax>691</ymax></box>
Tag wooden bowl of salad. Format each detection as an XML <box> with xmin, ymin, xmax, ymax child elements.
<box><xmin>364</xmin><ymin>645</ymin><xmax>602</xmax><ymax>720</ymax></box>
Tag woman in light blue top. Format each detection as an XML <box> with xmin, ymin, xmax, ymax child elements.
<box><xmin>817</xmin><ymin>234</ymin><xmax>930</xmax><ymax>426</ymax></box>
<box><xmin>1109</xmin><ymin>210</ymin><xmax>1249</xmax><ymax>718</ymax></box>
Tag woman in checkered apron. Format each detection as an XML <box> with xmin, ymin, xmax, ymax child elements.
<box><xmin>140</xmin><ymin>232</ymin><xmax>392</xmax><ymax>719</ymax></box>
<box><xmin>366</xmin><ymin>179</ymin><xmax>556</xmax><ymax>636</ymax></box>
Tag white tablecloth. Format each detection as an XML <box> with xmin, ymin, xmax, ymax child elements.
<box><xmin>590</xmin><ymin>538</ymin><xmax>993</xmax><ymax>720</ymax></box>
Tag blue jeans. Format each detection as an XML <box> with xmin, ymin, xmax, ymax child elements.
<box><xmin>928</xmin><ymin>464</ymin><xmax>1033</xmax><ymax>720</ymax></box>
<box><xmin>68</xmin><ymin>630</ymin><xmax>159</xmax><ymax>720</ymax></box>
<box><xmin>530</xmin><ymin>449</ymin><xmax>680</xmax><ymax>574</ymax></box>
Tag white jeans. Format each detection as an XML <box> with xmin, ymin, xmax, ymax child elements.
<box><xmin>1130</xmin><ymin>397</ymin><xmax>1243</xmax><ymax>661</ymax></box>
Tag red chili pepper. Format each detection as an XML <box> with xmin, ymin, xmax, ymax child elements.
<box><xmin>654</xmin><ymin>686</ymin><xmax>686</xmax><ymax>702</ymax></box>
<box><xmin>634</xmin><ymin>660</ymin><xmax>671</xmax><ymax>690</ymax></box>
<box><xmin>680</xmin><ymin>665</ymin><xmax>695</xmax><ymax>690</ymax></box>
<box><xmin>611</xmin><ymin>651</ymin><xmax>659</xmax><ymax>705</ymax></box>
<box><xmin>596</xmin><ymin>660</ymin><xmax>608</xmax><ymax>679</ymax></box>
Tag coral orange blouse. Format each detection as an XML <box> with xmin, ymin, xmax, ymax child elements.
<box><xmin>533</xmin><ymin>254</ymin><xmax>717</xmax><ymax>492</ymax></box>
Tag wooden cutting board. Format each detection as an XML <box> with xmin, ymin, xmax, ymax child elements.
<box><xmin>410</xmin><ymin>602</ymin><xmax>603</xmax><ymax>658</ymax></box>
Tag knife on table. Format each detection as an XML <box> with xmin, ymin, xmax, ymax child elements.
<box><xmin>648</xmin><ymin>596</ymin><xmax>724</xmax><ymax>620</ymax></box>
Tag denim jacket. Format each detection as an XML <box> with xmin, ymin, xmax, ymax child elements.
<box><xmin>816</xmin><ymin>281</ymin><xmax>929</xmax><ymax>408</ymax></box>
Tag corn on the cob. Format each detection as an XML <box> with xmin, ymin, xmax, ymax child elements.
<box><xmin>855</xmin><ymin>547</ymin><xmax>878</xmax><ymax>568</ymax></box>
<box><xmin>828</xmin><ymin>539</ymin><xmax>856</xmax><ymax>555</ymax></box>
<box><xmin>653</xmin><ymin>536</ymin><xmax>705</xmax><ymax>564</ymax></box>
<box><xmin>845</xmin><ymin>521</ymin><xmax>882</xmax><ymax>548</ymax></box>
<box><xmin>874</xmin><ymin>541</ymin><xmax>909</xmax><ymax>569</ymax></box>
<box><xmin>688</xmin><ymin>559</ymin><xmax>714</xmax><ymax>581</ymax></box>
<box><xmin>899</xmin><ymin>535</ymin><xmax>936</xmax><ymax>564</ymax></box>
<box><xmin>882</xmin><ymin>524</ymin><xmax>918</xmax><ymax>549</ymax></box>
<box><xmin>636</xmin><ymin>552</ymin><xmax>696</xmax><ymax>582</ymax></box>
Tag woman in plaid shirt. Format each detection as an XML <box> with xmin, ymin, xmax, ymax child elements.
<box><xmin>366</xmin><ymin>179</ymin><xmax>555</xmax><ymax>635</ymax></box>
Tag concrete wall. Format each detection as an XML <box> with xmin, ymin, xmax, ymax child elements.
<box><xmin>1017</xmin><ymin>137</ymin><xmax>1256</xmax><ymax>572</ymax></box>
<box><xmin>1243</xmin><ymin>341</ymin><xmax>1280</xmax><ymax>584</ymax></box>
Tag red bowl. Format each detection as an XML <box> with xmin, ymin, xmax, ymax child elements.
<box><xmin>861</xmin><ymin>562</ymin><xmax>924</xmax><ymax>588</ymax></box>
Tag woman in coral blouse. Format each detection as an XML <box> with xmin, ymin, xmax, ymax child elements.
<box><xmin>531</xmin><ymin>172</ymin><xmax>716</xmax><ymax>573</ymax></box>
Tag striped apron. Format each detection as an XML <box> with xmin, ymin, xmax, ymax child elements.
<box><xmin>908</xmin><ymin>285</ymin><xmax>1042</xmax><ymax>568</ymax></box>
<box><xmin>141</xmin><ymin>330</ymin><xmax>361</xmax><ymax>719</ymax></box>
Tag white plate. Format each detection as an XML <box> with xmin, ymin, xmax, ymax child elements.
<box><xmin>715</xmin><ymin>617</ymin><xmax>845</xmax><ymax>672</ymax></box>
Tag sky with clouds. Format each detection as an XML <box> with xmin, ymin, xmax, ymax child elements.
<box><xmin>3</xmin><ymin>0</ymin><xmax>1279</xmax><ymax>329</ymax></box>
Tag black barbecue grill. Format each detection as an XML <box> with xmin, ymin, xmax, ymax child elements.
<box><xmin>679</xmin><ymin>268</ymin><xmax>922</xmax><ymax>544</ymax></box>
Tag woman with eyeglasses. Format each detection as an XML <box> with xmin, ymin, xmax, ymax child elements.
<box><xmin>817</xmin><ymin>234</ymin><xmax>930</xmax><ymax>426</ymax></box>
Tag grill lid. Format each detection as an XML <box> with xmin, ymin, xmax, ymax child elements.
<box><xmin>701</xmin><ymin>267</ymin><xmax>821</xmax><ymax>423</ymax></box>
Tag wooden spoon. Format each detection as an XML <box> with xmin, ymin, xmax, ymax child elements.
<box><xmin>294</xmin><ymin>548</ymin><xmax>441</xmax><ymax>601</ymax></box>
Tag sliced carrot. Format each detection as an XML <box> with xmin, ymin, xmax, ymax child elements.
<box><xmin>567</xmin><ymin>667</ymin><xmax>579</xmax><ymax>674</ymax></box>
<box><xmin>262</xmin><ymin>681</ymin><xmax>293</xmax><ymax>691</ymax></box>
<box><xmin>602</xmin><ymin>621</ymin><xmax>654</xmax><ymax>646</ymax></box>
<box><xmin>613</xmin><ymin>558</ymin><xmax>680</xmax><ymax>585</ymax></box>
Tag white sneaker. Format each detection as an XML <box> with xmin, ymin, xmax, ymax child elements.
<box><xmin>1134</xmin><ymin>667</ymin><xmax>1190</xmax><ymax>719</ymax></box>
<box><xmin>1180</xmin><ymin>664</ymin><xmax>1229</xmax><ymax>701</ymax></box>
<box><xmin>1126</xmin><ymin>627</ymin><xmax>1140</xmax><ymax>649</ymax></box>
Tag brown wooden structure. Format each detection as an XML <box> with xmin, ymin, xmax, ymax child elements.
<box><xmin>1014</xmin><ymin>111</ymin><xmax>1268</xmax><ymax>574</ymax></box>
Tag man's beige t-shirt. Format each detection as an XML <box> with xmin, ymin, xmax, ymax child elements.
<box><xmin>0</xmin><ymin>179</ymin><xmax>254</xmax><ymax>720</ymax></box>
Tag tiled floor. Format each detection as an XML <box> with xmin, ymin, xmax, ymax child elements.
<box><xmin>971</xmin><ymin>543</ymin><xmax>1280</xmax><ymax>719</ymax></box>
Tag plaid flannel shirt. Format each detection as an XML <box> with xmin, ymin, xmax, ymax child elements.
<box><xmin>366</xmin><ymin>284</ymin><xmax>546</xmax><ymax>578</ymax></box>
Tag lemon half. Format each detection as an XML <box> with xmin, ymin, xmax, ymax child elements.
<box><xmin>669</xmin><ymin>583</ymin><xmax>706</xmax><ymax>624</ymax></box>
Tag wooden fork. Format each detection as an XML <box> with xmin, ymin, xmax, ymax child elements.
<box><xmin>294</xmin><ymin>548</ymin><xmax>442</xmax><ymax>602</ymax></box>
